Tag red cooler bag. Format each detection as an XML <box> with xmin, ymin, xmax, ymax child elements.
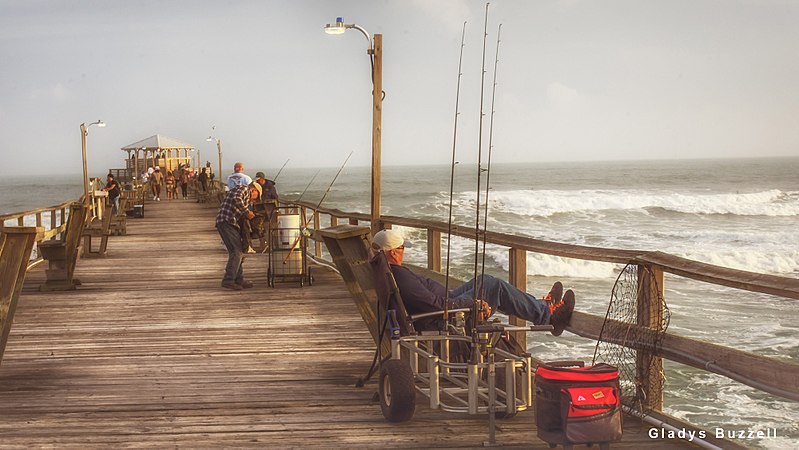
<box><xmin>535</xmin><ymin>362</ymin><xmax>623</xmax><ymax>446</ymax></box>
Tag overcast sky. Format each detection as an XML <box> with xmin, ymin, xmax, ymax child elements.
<box><xmin>1</xmin><ymin>0</ymin><xmax>797</xmax><ymax>177</ymax></box>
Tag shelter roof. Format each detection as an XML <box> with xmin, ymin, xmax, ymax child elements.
<box><xmin>121</xmin><ymin>134</ymin><xmax>194</xmax><ymax>151</ymax></box>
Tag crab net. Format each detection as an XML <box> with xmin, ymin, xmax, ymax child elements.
<box><xmin>592</xmin><ymin>263</ymin><xmax>671</xmax><ymax>412</ymax></box>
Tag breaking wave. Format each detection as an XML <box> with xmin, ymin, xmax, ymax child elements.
<box><xmin>452</xmin><ymin>189</ymin><xmax>799</xmax><ymax>218</ymax></box>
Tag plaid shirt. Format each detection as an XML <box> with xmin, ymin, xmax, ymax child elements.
<box><xmin>216</xmin><ymin>185</ymin><xmax>251</xmax><ymax>228</ymax></box>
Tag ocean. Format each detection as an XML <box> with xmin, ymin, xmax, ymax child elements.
<box><xmin>2</xmin><ymin>157</ymin><xmax>798</xmax><ymax>448</ymax></box>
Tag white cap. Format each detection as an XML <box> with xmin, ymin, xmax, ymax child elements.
<box><xmin>372</xmin><ymin>229</ymin><xmax>412</xmax><ymax>251</ymax></box>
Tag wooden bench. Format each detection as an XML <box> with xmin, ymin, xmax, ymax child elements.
<box><xmin>0</xmin><ymin>225</ymin><xmax>42</xmax><ymax>366</ymax></box>
<box><xmin>111</xmin><ymin>191</ymin><xmax>136</xmax><ymax>236</ymax></box>
<box><xmin>197</xmin><ymin>185</ymin><xmax>211</xmax><ymax>204</ymax></box>
<box><xmin>82</xmin><ymin>205</ymin><xmax>113</xmax><ymax>257</ymax></box>
<box><xmin>38</xmin><ymin>202</ymin><xmax>89</xmax><ymax>291</ymax></box>
<box><xmin>317</xmin><ymin>225</ymin><xmax>390</xmax><ymax>355</ymax></box>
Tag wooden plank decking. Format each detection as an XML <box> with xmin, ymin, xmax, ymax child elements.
<box><xmin>0</xmin><ymin>199</ymin><xmax>688</xmax><ymax>448</ymax></box>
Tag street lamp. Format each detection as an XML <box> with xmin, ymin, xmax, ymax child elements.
<box><xmin>80</xmin><ymin>120</ymin><xmax>106</xmax><ymax>204</ymax></box>
<box><xmin>324</xmin><ymin>16</ymin><xmax>383</xmax><ymax>234</ymax></box>
<box><xmin>206</xmin><ymin>131</ymin><xmax>222</xmax><ymax>183</ymax></box>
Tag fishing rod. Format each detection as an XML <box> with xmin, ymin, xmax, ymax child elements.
<box><xmin>294</xmin><ymin>169</ymin><xmax>321</xmax><ymax>204</ymax></box>
<box><xmin>479</xmin><ymin>24</ymin><xmax>502</xmax><ymax>294</ymax></box>
<box><xmin>443</xmin><ymin>21</ymin><xmax>468</xmax><ymax>328</ymax></box>
<box><xmin>283</xmin><ymin>151</ymin><xmax>354</xmax><ymax>262</ymax></box>
<box><xmin>273</xmin><ymin>158</ymin><xmax>290</xmax><ymax>181</ymax></box>
<box><xmin>472</xmin><ymin>2</ymin><xmax>491</xmax><ymax>339</ymax></box>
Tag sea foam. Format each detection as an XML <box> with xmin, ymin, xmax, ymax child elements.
<box><xmin>454</xmin><ymin>189</ymin><xmax>799</xmax><ymax>218</ymax></box>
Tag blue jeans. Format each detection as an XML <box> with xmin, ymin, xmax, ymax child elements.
<box><xmin>110</xmin><ymin>196</ymin><xmax>120</xmax><ymax>215</ymax></box>
<box><xmin>450</xmin><ymin>275</ymin><xmax>551</xmax><ymax>325</ymax></box>
<box><xmin>217</xmin><ymin>221</ymin><xmax>244</xmax><ymax>284</ymax></box>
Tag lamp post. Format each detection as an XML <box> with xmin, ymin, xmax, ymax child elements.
<box><xmin>325</xmin><ymin>17</ymin><xmax>383</xmax><ymax>234</ymax></box>
<box><xmin>206</xmin><ymin>134</ymin><xmax>222</xmax><ymax>183</ymax></box>
<box><xmin>80</xmin><ymin>120</ymin><xmax>106</xmax><ymax>204</ymax></box>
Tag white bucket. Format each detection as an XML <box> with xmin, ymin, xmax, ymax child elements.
<box><xmin>276</xmin><ymin>214</ymin><xmax>301</xmax><ymax>248</ymax></box>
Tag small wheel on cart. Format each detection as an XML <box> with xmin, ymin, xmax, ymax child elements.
<box><xmin>267</xmin><ymin>268</ymin><xmax>274</xmax><ymax>288</ymax></box>
<box><xmin>379</xmin><ymin>359</ymin><xmax>415</xmax><ymax>422</ymax></box>
<box><xmin>308</xmin><ymin>269</ymin><xmax>314</xmax><ymax>286</ymax></box>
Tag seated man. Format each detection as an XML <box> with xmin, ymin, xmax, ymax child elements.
<box><xmin>372</xmin><ymin>229</ymin><xmax>575</xmax><ymax>336</ymax></box>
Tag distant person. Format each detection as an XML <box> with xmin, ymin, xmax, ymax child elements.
<box><xmin>255</xmin><ymin>171</ymin><xmax>279</xmax><ymax>203</ymax></box>
<box><xmin>215</xmin><ymin>182</ymin><xmax>263</xmax><ymax>290</ymax></box>
<box><xmin>227</xmin><ymin>162</ymin><xmax>253</xmax><ymax>190</ymax></box>
<box><xmin>150</xmin><ymin>167</ymin><xmax>164</xmax><ymax>201</ymax></box>
<box><xmin>103</xmin><ymin>173</ymin><xmax>121</xmax><ymax>215</ymax></box>
<box><xmin>371</xmin><ymin>229</ymin><xmax>576</xmax><ymax>335</ymax></box>
<box><xmin>251</xmin><ymin>171</ymin><xmax>280</xmax><ymax>240</ymax></box>
<box><xmin>179</xmin><ymin>169</ymin><xmax>189</xmax><ymax>199</ymax></box>
<box><xmin>165</xmin><ymin>171</ymin><xmax>176</xmax><ymax>200</ymax></box>
<box><xmin>198</xmin><ymin>167</ymin><xmax>209</xmax><ymax>192</ymax></box>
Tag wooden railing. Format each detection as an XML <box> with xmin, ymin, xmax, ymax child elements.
<box><xmin>287</xmin><ymin>200</ymin><xmax>799</xmax><ymax>409</ymax></box>
<box><xmin>0</xmin><ymin>200</ymin><xmax>74</xmax><ymax>270</ymax></box>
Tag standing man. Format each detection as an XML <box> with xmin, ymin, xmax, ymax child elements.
<box><xmin>227</xmin><ymin>162</ymin><xmax>252</xmax><ymax>190</ymax></box>
<box><xmin>179</xmin><ymin>168</ymin><xmax>189</xmax><ymax>199</ymax></box>
<box><xmin>103</xmin><ymin>173</ymin><xmax>121</xmax><ymax>215</ymax></box>
<box><xmin>250</xmin><ymin>171</ymin><xmax>280</xmax><ymax>246</ymax></box>
<box><xmin>254</xmin><ymin>172</ymin><xmax>279</xmax><ymax>217</ymax></box>
<box><xmin>150</xmin><ymin>167</ymin><xmax>163</xmax><ymax>201</ymax></box>
<box><xmin>216</xmin><ymin>182</ymin><xmax>262</xmax><ymax>290</ymax></box>
<box><xmin>198</xmin><ymin>167</ymin><xmax>209</xmax><ymax>192</ymax></box>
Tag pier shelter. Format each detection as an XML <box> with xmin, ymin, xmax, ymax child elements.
<box><xmin>120</xmin><ymin>134</ymin><xmax>197</xmax><ymax>180</ymax></box>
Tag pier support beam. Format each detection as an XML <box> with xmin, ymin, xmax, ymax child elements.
<box><xmin>507</xmin><ymin>248</ymin><xmax>527</xmax><ymax>350</ymax></box>
<box><xmin>636</xmin><ymin>264</ymin><xmax>666</xmax><ymax>411</ymax></box>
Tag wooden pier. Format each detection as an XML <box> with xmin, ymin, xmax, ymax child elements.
<box><xmin>0</xmin><ymin>199</ymin><xmax>690</xmax><ymax>448</ymax></box>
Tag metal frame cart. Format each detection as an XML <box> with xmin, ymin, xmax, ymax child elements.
<box><xmin>380</xmin><ymin>317</ymin><xmax>554</xmax><ymax>445</ymax></box>
<box><xmin>267</xmin><ymin>206</ymin><xmax>313</xmax><ymax>287</ymax></box>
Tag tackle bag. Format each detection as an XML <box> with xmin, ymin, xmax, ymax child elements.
<box><xmin>535</xmin><ymin>362</ymin><xmax>623</xmax><ymax>447</ymax></box>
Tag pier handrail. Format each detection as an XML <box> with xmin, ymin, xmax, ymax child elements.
<box><xmin>290</xmin><ymin>200</ymin><xmax>799</xmax><ymax>300</ymax></box>
<box><xmin>288</xmin><ymin>199</ymin><xmax>799</xmax><ymax>407</ymax></box>
<box><xmin>0</xmin><ymin>200</ymin><xmax>73</xmax><ymax>245</ymax></box>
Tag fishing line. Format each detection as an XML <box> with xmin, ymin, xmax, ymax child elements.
<box><xmin>273</xmin><ymin>158</ymin><xmax>290</xmax><ymax>181</ymax></box>
<box><xmin>294</xmin><ymin>169</ymin><xmax>322</xmax><ymax>204</ymax></box>
<box><xmin>443</xmin><ymin>21</ymin><xmax>468</xmax><ymax>328</ymax></box>
<box><xmin>478</xmin><ymin>24</ymin><xmax>502</xmax><ymax>294</ymax></box>
<box><xmin>472</xmin><ymin>2</ymin><xmax>490</xmax><ymax>338</ymax></box>
<box><xmin>283</xmin><ymin>151</ymin><xmax>353</xmax><ymax>262</ymax></box>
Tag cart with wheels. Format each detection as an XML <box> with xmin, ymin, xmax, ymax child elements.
<box><xmin>267</xmin><ymin>206</ymin><xmax>313</xmax><ymax>287</ymax></box>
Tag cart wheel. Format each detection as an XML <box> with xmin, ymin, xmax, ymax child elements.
<box><xmin>379</xmin><ymin>359</ymin><xmax>415</xmax><ymax>422</ymax></box>
<box><xmin>300</xmin><ymin>278</ymin><xmax>304</xmax><ymax>288</ymax></box>
<box><xmin>308</xmin><ymin>269</ymin><xmax>314</xmax><ymax>286</ymax></box>
<box><xmin>267</xmin><ymin>268</ymin><xmax>274</xmax><ymax>288</ymax></box>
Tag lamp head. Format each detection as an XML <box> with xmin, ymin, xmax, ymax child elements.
<box><xmin>325</xmin><ymin>17</ymin><xmax>347</xmax><ymax>35</ymax></box>
<box><xmin>206</xmin><ymin>136</ymin><xmax>213</xmax><ymax>142</ymax></box>
<box><xmin>96</xmin><ymin>120</ymin><xmax>106</xmax><ymax>127</ymax></box>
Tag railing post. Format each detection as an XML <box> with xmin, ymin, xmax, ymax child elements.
<box><xmin>60</xmin><ymin>207</ymin><xmax>66</xmax><ymax>239</ymax></box>
<box><xmin>507</xmin><ymin>248</ymin><xmax>527</xmax><ymax>350</ymax></box>
<box><xmin>348</xmin><ymin>218</ymin><xmax>359</xmax><ymax>226</ymax></box>
<box><xmin>314</xmin><ymin>210</ymin><xmax>322</xmax><ymax>257</ymax></box>
<box><xmin>427</xmin><ymin>229</ymin><xmax>441</xmax><ymax>272</ymax></box>
<box><xmin>636</xmin><ymin>264</ymin><xmax>665</xmax><ymax>411</ymax></box>
<box><xmin>330</xmin><ymin>216</ymin><xmax>338</xmax><ymax>227</ymax></box>
<box><xmin>50</xmin><ymin>210</ymin><xmax>56</xmax><ymax>238</ymax></box>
